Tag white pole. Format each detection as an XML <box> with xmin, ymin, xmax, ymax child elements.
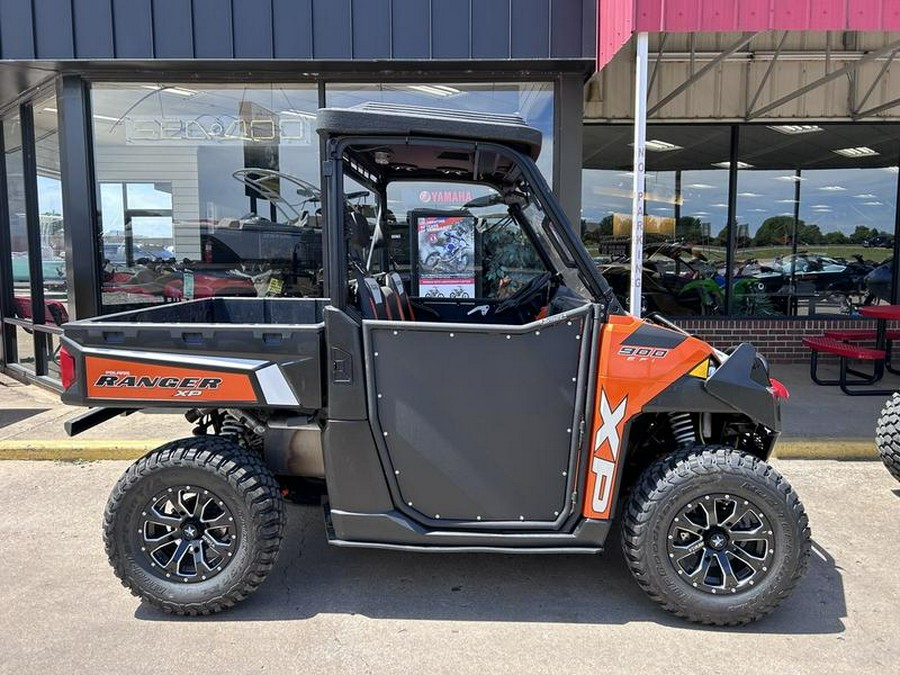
<box><xmin>629</xmin><ymin>32</ymin><xmax>649</xmax><ymax>316</ymax></box>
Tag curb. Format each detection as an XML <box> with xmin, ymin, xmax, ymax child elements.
<box><xmin>0</xmin><ymin>438</ymin><xmax>879</xmax><ymax>461</ymax></box>
<box><xmin>0</xmin><ymin>440</ymin><xmax>163</xmax><ymax>461</ymax></box>
<box><xmin>773</xmin><ymin>440</ymin><xmax>877</xmax><ymax>460</ymax></box>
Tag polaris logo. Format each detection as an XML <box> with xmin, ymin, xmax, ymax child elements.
<box><xmin>94</xmin><ymin>375</ymin><xmax>223</xmax><ymax>390</ymax></box>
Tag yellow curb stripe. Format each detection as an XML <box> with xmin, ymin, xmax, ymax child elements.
<box><xmin>774</xmin><ymin>440</ymin><xmax>877</xmax><ymax>460</ymax></box>
<box><xmin>0</xmin><ymin>439</ymin><xmax>879</xmax><ymax>461</ymax></box>
<box><xmin>0</xmin><ymin>440</ymin><xmax>164</xmax><ymax>461</ymax></box>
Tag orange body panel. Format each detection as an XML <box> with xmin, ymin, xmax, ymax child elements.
<box><xmin>583</xmin><ymin>315</ymin><xmax>713</xmax><ymax>520</ymax></box>
<box><xmin>85</xmin><ymin>357</ymin><xmax>258</xmax><ymax>402</ymax></box>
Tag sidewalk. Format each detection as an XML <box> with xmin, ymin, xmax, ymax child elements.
<box><xmin>0</xmin><ymin>364</ymin><xmax>893</xmax><ymax>460</ymax></box>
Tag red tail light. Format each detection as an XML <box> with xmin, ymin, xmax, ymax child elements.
<box><xmin>59</xmin><ymin>346</ymin><xmax>75</xmax><ymax>390</ymax></box>
<box><xmin>769</xmin><ymin>377</ymin><xmax>789</xmax><ymax>400</ymax></box>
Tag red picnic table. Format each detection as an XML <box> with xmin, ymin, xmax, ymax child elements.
<box><xmin>803</xmin><ymin>304</ymin><xmax>900</xmax><ymax>396</ymax></box>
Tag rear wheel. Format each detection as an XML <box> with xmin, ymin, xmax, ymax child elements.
<box><xmin>875</xmin><ymin>393</ymin><xmax>900</xmax><ymax>482</ymax></box>
<box><xmin>622</xmin><ymin>446</ymin><xmax>810</xmax><ymax>625</ymax></box>
<box><xmin>103</xmin><ymin>436</ymin><xmax>285</xmax><ymax>615</ymax></box>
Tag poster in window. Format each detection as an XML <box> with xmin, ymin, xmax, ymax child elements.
<box><xmin>415</xmin><ymin>214</ymin><xmax>476</xmax><ymax>298</ymax></box>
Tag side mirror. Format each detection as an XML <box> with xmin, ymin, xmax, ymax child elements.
<box><xmin>463</xmin><ymin>193</ymin><xmax>502</xmax><ymax>209</ymax></box>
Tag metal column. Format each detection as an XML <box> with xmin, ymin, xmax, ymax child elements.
<box><xmin>629</xmin><ymin>32</ymin><xmax>649</xmax><ymax>316</ymax></box>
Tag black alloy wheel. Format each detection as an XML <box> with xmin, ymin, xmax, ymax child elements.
<box><xmin>666</xmin><ymin>493</ymin><xmax>776</xmax><ymax>595</ymax></box>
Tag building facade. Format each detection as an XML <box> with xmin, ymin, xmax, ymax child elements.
<box><xmin>1</xmin><ymin>0</ymin><xmax>899</xmax><ymax>388</ymax></box>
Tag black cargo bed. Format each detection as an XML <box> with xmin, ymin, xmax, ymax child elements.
<box><xmin>60</xmin><ymin>298</ymin><xmax>328</xmax><ymax>411</ymax></box>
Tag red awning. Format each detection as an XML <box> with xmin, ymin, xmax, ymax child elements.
<box><xmin>598</xmin><ymin>0</ymin><xmax>900</xmax><ymax>70</ymax></box>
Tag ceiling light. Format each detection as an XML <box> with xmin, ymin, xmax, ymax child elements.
<box><xmin>712</xmin><ymin>161</ymin><xmax>753</xmax><ymax>169</ymax></box>
<box><xmin>774</xmin><ymin>175</ymin><xmax>803</xmax><ymax>182</ymax></box>
<box><xmin>686</xmin><ymin>183</ymin><xmax>714</xmax><ymax>189</ymax></box>
<box><xmin>738</xmin><ymin>192</ymin><xmax>761</xmax><ymax>197</ymax></box>
<box><xmin>93</xmin><ymin>114</ymin><xmax>119</xmax><ymax>122</ymax></box>
<box><xmin>863</xmin><ymin>201</ymin><xmax>884</xmax><ymax>206</ymax></box>
<box><xmin>833</xmin><ymin>146</ymin><xmax>879</xmax><ymax>158</ymax></box>
<box><xmin>777</xmin><ymin>199</ymin><xmax>797</xmax><ymax>203</ymax></box>
<box><xmin>692</xmin><ymin>211</ymin><xmax>710</xmax><ymax>215</ymax></box>
<box><xmin>748</xmin><ymin>208</ymin><xmax>767</xmax><ymax>212</ymax></box>
<box><xmin>407</xmin><ymin>85</ymin><xmax>457</xmax><ymax>97</ymax></box>
<box><xmin>818</xmin><ymin>185</ymin><xmax>847</xmax><ymax>191</ymax></box>
<box><xmin>429</xmin><ymin>85</ymin><xmax>461</xmax><ymax>95</ymax></box>
<box><xmin>141</xmin><ymin>84</ymin><xmax>196</xmax><ymax>97</ymax></box>
<box><xmin>632</xmin><ymin>140</ymin><xmax>682</xmax><ymax>152</ymax></box>
<box><xmin>280</xmin><ymin>109</ymin><xmax>316</xmax><ymax>120</ymax></box>
<box><xmin>855</xmin><ymin>194</ymin><xmax>877</xmax><ymax>198</ymax></box>
<box><xmin>767</xmin><ymin>125</ymin><xmax>823</xmax><ymax>135</ymax></box>
<box><xmin>712</xmin><ymin>203</ymin><xmax>728</xmax><ymax>207</ymax></box>
<box><xmin>42</xmin><ymin>107</ymin><xmax>58</xmax><ymax>113</ymax></box>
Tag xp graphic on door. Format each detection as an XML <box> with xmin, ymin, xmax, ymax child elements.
<box><xmin>58</xmin><ymin>103</ymin><xmax>809</xmax><ymax>625</ymax></box>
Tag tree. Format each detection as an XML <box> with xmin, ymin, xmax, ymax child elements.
<box><xmin>675</xmin><ymin>216</ymin><xmax>707</xmax><ymax>244</ymax></box>
<box><xmin>753</xmin><ymin>216</ymin><xmax>797</xmax><ymax>247</ymax></box>
<box><xmin>823</xmin><ymin>231</ymin><xmax>849</xmax><ymax>245</ymax></box>
<box><xmin>850</xmin><ymin>225</ymin><xmax>875</xmax><ymax>244</ymax></box>
<box><xmin>597</xmin><ymin>214</ymin><xmax>614</xmax><ymax>236</ymax></box>
<box><xmin>796</xmin><ymin>222</ymin><xmax>824</xmax><ymax>245</ymax></box>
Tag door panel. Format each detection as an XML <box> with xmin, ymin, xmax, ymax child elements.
<box><xmin>365</xmin><ymin>306</ymin><xmax>590</xmax><ymax>523</ymax></box>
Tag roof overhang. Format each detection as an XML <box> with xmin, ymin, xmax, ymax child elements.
<box><xmin>598</xmin><ymin>0</ymin><xmax>900</xmax><ymax>71</ymax></box>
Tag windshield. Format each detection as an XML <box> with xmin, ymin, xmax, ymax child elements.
<box><xmin>517</xmin><ymin>185</ymin><xmax>592</xmax><ymax>300</ymax></box>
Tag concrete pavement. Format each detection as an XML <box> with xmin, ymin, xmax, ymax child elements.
<box><xmin>0</xmin><ymin>458</ymin><xmax>897</xmax><ymax>674</ymax></box>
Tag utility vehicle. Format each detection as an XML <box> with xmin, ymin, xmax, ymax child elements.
<box><xmin>59</xmin><ymin>104</ymin><xmax>809</xmax><ymax>625</ymax></box>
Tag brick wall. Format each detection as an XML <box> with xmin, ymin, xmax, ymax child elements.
<box><xmin>672</xmin><ymin>318</ymin><xmax>900</xmax><ymax>364</ymax></box>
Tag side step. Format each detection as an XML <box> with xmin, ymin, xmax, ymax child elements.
<box><xmin>323</xmin><ymin>503</ymin><xmax>608</xmax><ymax>554</ymax></box>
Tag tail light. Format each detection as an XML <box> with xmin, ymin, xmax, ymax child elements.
<box><xmin>59</xmin><ymin>346</ymin><xmax>75</xmax><ymax>390</ymax></box>
<box><xmin>769</xmin><ymin>377</ymin><xmax>789</xmax><ymax>400</ymax></box>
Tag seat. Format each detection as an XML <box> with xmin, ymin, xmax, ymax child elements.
<box><xmin>356</xmin><ymin>274</ymin><xmax>389</xmax><ymax>319</ymax></box>
<box><xmin>384</xmin><ymin>272</ymin><xmax>415</xmax><ymax>321</ymax></box>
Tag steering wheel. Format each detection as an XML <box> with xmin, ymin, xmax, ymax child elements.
<box><xmin>494</xmin><ymin>271</ymin><xmax>556</xmax><ymax>316</ymax></box>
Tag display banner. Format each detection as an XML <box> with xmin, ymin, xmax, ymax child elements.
<box><xmin>413</xmin><ymin>214</ymin><xmax>476</xmax><ymax>299</ymax></box>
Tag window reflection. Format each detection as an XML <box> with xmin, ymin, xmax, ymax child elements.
<box><xmin>582</xmin><ymin>123</ymin><xmax>900</xmax><ymax>317</ymax></box>
<box><xmin>91</xmin><ymin>83</ymin><xmax>323</xmax><ymax>310</ymax></box>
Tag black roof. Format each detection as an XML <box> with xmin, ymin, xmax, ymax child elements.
<box><xmin>316</xmin><ymin>102</ymin><xmax>543</xmax><ymax>160</ymax></box>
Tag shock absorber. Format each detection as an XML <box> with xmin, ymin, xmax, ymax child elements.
<box><xmin>669</xmin><ymin>412</ymin><xmax>697</xmax><ymax>447</ymax></box>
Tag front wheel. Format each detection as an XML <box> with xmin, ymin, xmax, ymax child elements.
<box><xmin>622</xmin><ymin>446</ymin><xmax>810</xmax><ymax>625</ymax></box>
<box><xmin>103</xmin><ymin>436</ymin><xmax>285</xmax><ymax>615</ymax></box>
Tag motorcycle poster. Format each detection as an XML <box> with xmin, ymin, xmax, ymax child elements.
<box><xmin>413</xmin><ymin>213</ymin><xmax>476</xmax><ymax>299</ymax></box>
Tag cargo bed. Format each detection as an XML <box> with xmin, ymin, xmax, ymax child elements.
<box><xmin>60</xmin><ymin>297</ymin><xmax>327</xmax><ymax>411</ymax></box>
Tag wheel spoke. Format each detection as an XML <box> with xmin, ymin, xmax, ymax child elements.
<box><xmin>144</xmin><ymin>528</ymin><xmax>179</xmax><ymax>546</ymax></box>
<box><xmin>177</xmin><ymin>490</ymin><xmax>199</xmax><ymax>518</ymax></box>
<box><xmin>729</xmin><ymin>528</ymin><xmax>767</xmax><ymax>543</ymax></box>
<box><xmin>720</xmin><ymin>506</ymin><xmax>753</xmax><ymax>529</ymax></box>
<box><xmin>729</xmin><ymin>545</ymin><xmax>766</xmax><ymax>573</ymax></box>
<box><xmin>146</xmin><ymin>507</ymin><xmax>181</xmax><ymax>529</ymax></box>
<box><xmin>717</xmin><ymin>551</ymin><xmax>740</xmax><ymax>588</ymax></box>
<box><xmin>697</xmin><ymin>501</ymin><xmax>715</xmax><ymax>529</ymax></box>
<box><xmin>715</xmin><ymin>499</ymin><xmax>738</xmax><ymax>527</ymax></box>
<box><xmin>686</xmin><ymin>549</ymin><xmax>714</xmax><ymax>581</ymax></box>
<box><xmin>164</xmin><ymin>539</ymin><xmax>191</xmax><ymax>574</ymax></box>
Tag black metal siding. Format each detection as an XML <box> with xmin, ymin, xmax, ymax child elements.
<box><xmin>0</xmin><ymin>0</ymin><xmax>595</xmax><ymax>61</ymax></box>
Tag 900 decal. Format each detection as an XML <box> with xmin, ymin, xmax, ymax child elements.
<box><xmin>618</xmin><ymin>346</ymin><xmax>670</xmax><ymax>359</ymax></box>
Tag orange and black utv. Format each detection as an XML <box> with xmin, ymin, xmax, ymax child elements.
<box><xmin>59</xmin><ymin>104</ymin><xmax>809</xmax><ymax>625</ymax></box>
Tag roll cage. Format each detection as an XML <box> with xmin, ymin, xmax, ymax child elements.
<box><xmin>320</xmin><ymin>132</ymin><xmax>619</xmax><ymax>314</ymax></box>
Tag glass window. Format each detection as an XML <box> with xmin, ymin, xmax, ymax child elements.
<box><xmin>33</xmin><ymin>95</ymin><xmax>67</xmax><ymax>321</ymax></box>
<box><xmin>91</xmin><ymin>83</ymin><xmax>322</xmax><ymax>310</ymax></box>
<box><xmin>326</xmin><ymin>82</ymin><xmax>555</xmax><ymax>180</ymax></box>
<box><xmin>582</xmin><ymin>125</ymin><xmax>731</xmax><ymax>316</ymax></box>
<box><xmin>3</xmin><ymin>112</ymin><xmax>30</xmax><ymax>370</ymax></box>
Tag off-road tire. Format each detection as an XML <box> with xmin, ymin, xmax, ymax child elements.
<box><xmin>622</xmin><ymin>445</ymin><xmax>810</xmax><ymax>625</ymax></box>
<box><xmin>103</xmin><ymin>436</ymin><xmax>285</xmax><ymax>615</ymax></box>
<box><xmin>875</xmin><ymin>393</ymin><xmax>900</xmax><ymax>482</ymax></box>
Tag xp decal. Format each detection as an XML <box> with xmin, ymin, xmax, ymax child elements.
<box><xmin>85</xmin><ymin>356</ymin><xmax>257</xmax><ymax>402</ymax></box>
<box><xmin>590</xmin><ymin>391</ymin><xmax>628</xmax><ymax>514</ymax></box>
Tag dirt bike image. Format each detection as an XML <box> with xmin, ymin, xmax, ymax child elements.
<box><xmin>422</xmin><ymin>228</ymin><xmax>471</xmax><ymax>274</ymax></box>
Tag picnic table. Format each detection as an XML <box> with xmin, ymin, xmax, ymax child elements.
<box><xmin>802</xmin><ymin>304</ymin><xmax>900</xmax><ymax>396</ymax></box>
